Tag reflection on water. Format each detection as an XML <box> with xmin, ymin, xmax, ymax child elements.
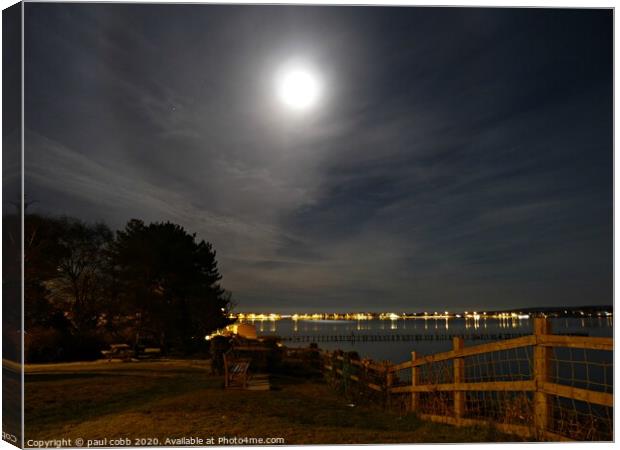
<box><xmin>239</xmin><ymin>317</ymin><xmax>613</xmax><ymax>364</ymax></box>
<box><xmin>241</xmin><ymin>317</ymin><xmax>612</xmax><ymax>337</ymax></box>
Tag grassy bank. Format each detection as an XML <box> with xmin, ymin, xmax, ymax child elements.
<box><xmin>25</xmin><ymin>359</ymin><xmax>518</xmax><ymax>444</ymax></box>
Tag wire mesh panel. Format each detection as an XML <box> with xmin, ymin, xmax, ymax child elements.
<box><xmin>460</xmin><ymin>346</ymin><xmax>535</xmax><ymax>425</ymax></box>
<box><xmin>322</xmin><ymin>351</ymin><xmax>388</xmax><ymax>407</ymax></box>
<box><xmin>465</xmin><ymin>391</ymin><xmax>533</xmax><ymax>425</ymax></box>
<box><xmin>348</xmin><ymin>359</ymin><xmax>386</xmax><ymax>407</ymax></box>
<box><xmin>386</xmin><ymin>363</ymin><xmax>415</xmax><ymax>415</ymax></box>
<box><xmin>546</xmin><ymin>345</ymin><xmax>613</xmax><ymax>441</ymax></box>
<box><xmin>549</xmin><ymin>347</ymin><xmax>613</xmax><ymax>393</ymax></box>
<box><xmin>419</xmin><ymin>391</ymin><xmax>454</xmax><ymax>416</ymax></box>
<box><xmin>419</xmin><ymin>358</ymin><xmax>454</xmax><ymax>384</ymax></box>
<box><xmin>548</xmin><ymin>395</ymin><xmax>613</xmax><ymax>441</ymax></box>
<box><xmin>389</xmin><ymin>392</ymin><xmax>413</xmax><ymax>416</ymax></box>
<box><xmin>417</xmin><ymin>359</ymin><xmax>454</xmax><ymax>416</ymax></box>
<box><xmin>464</xmin><ymin>346</ymin><xmax>533</xmax><ymax>383</ymax></box>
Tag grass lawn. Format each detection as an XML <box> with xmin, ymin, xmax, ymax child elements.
<box><xmin>25</xmin><ymin>359</ymin><xmax>518</xmax><ymax>445</ymax></box>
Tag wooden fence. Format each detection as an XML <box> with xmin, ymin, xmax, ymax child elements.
<box><xmin>321</xmin><ymin>318</ymin><xmax>613</xmax><ymax>441</ymax></box>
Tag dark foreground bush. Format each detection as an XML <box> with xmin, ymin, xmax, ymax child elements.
<box><xmin>25</xmin><ymin>327</ymin><xmax>104</xmax><ymax>363</ymax></box>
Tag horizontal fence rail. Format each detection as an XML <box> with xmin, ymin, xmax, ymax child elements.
<box><xmin>320</xmin><ymin>318</ymin><xmax>612</xmax><ymax>442</ymax></box>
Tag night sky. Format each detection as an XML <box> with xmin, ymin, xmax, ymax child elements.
<box><xmin>24</xmin><ymin>5</ymin><xmax>612</xmax><ymax>313</ymax></box>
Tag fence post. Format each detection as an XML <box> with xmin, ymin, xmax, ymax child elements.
<box><xmin>533</xmin><ymin>317</ymin><xmax>551</xmax><ymax>438</ymax></box>
<box><xmin>453</xmin><ymin>337</ymin><xmax>465</xmax><ymax>423</ymax></box>
<box><xmin>411</xmin><ymin>351</ymin><xmax>419</xmax><ymax>412</ymax></box>
<box><xmin>342</xmin><ymin>354</ymin><xmax>349</xmax><ymax>396</ymax></box>
<box><xmin>362</xmin><ymin>360</ymin><xmax>369</xmax><ymax>397</ymax></box>
<box><xmin>385</xmin><ymin>362</ymin><xmax>393</xmax><ymax>410</ymax></box>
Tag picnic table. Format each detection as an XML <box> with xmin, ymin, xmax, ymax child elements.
<box><xmin>101</xmin><ymin>344</ymin><xmax>133</xmax><ymax>362</ymax></box>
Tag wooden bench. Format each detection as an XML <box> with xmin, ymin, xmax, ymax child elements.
<box><xmin>223</xmin><ymin>352</ymin><xmax>251</xmax><ymax>389</ymax></box>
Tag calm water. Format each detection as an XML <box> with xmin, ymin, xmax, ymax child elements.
<box><xmin>241</xmin><ymin>316</ymin><xmax>613</xmax><ymax>364</ymax></box>
<box><xmin>244</xmin><ymin>316</ymin><xmax>612</xmax><ymax>438</ymax></box>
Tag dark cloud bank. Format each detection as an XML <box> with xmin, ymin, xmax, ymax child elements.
<box><xmin>24</xmin><ymin>5</ymin><xmax>612</xmax><ymax>312</ymax></box>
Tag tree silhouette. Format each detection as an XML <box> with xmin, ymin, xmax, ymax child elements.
<box><xmin>109</xmin><ymin>219</ymin><xmax>233</xmax><ymax>352</ymax></box>
<box><xmin>24</xmin><ymin>215</ymin><xmax>113</xmax><ymax>331</ymax></box>
<box><xmin>46</xmin><ymin>217</ymin><xmax>113</xmax><ymax>331</ymax></box>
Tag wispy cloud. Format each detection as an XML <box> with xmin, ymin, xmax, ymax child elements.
<box><xmin>24</xmin><ymin>5</ymin><xmax>612</xmax><ymax>311</ymax></box>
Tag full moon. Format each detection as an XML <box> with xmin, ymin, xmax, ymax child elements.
<box><xmin>276</xmin><ymin>65</ymin><xmax>321</xmax><ymax>110</ymax></box>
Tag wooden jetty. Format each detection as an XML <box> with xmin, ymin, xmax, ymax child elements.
<box><xmin>282</xmin><ymin>331</ymin><xmax>588</xmax><ymax>343</ymax></box>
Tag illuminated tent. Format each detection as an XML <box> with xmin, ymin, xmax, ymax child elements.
<box><xmin>226</xmin><ymin>323</ymin><xmax>257</xmax><ymax>340</ymax></box>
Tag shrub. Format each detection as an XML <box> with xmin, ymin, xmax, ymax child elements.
<box><xmin>25</xmin><ymin>327</ymin><xmax>103</xmax><ymax>363</ymax></box>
